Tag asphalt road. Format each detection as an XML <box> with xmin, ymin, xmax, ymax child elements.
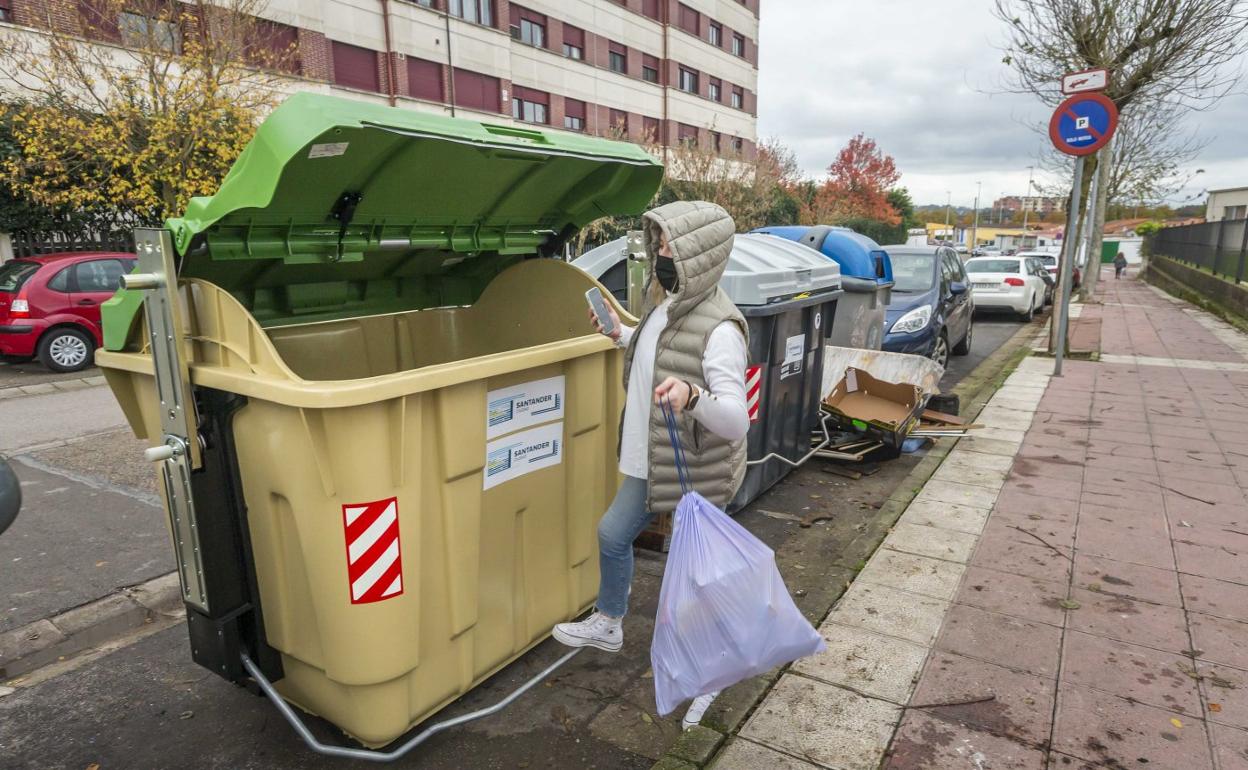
<box><xmin>0</xmin><ymin>309</ymin><xmax>1036</xmax><ymax>770</ymax></box>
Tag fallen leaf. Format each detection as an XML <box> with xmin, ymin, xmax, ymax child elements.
<box><xmin>179</xmin><ymin>710</ymin><xmax>194</xmax><ymax>720</ymax></box>
<box><xmin>1170</xmin><ymin>717</ymin><xmax>1183</xmax><ymax>729</ymax></box>
<box><xmin>1179</xmin><ymin>520</ymin><xmax>1192</xmax><ymax>528</ymax></box>
<box><xmin>1059</xmin><ymin>599</ymin><xmax>1081</xmax><ymax>610</ymax></box>
<box><xmin>640</xmin><ymin>712</ymin><xmax>653</xmax><ymax>724</ymax></box>
<box><xmin>642</xmin><ymin>669</ymin><xmax>654</xmax><ymax>679</ymax></box>
<box><xmin>87</xmin><ymin>765</ymin><xmax>100</xmax><ymax>770</ymax></box>
<box><xmin>95</xmin><ymin>561</ymin><xmax>108</xmax><ymax>567</ymax></box>
<box><xmin>1209</xmin><ymin>703</ymin><xmax>1222</xmax><ymax>713</ymax></box>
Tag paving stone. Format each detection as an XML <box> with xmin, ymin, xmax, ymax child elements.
<box><xmin>1195</xmin><ymin>661</ymin><xmax>1248</xmax><ymax>731</ymax></box>
<box><xmin>885</xmin><ymin>522</ymin><xmax>979</xmax><ymax>564</ymax></box>
<box><xmin>1210</xmin><ymin>723</ymin><xmax>1248</xmax><ymax>770</ymax></box>
<box><xmin>709</xmin><ymin>739</ymin><xmax>821</xmax><ymax>770</ymax></box>
<box><xmin>930</xmin><ymin>461</ymin><xmax>1009</xmax><ymax>491</ymax></box>
<box><xmin>1051</xmin><ymin>682</ymin><xmax>1212</xmax><ymax>769</ymax></box>
<box><xmin>953</xmin><ymin>565</ymin><xmax>1068</xmax><ymax>627</ymax></box>
<box><xmin>1179</xmin><ymin>573</ymin><xmax>1248</xmax><ymax>623</ymax></box>
<box><xmin>857</xmin><ymin>548</ymin><xmax>966</xmax><ymax>602</ymax></box>
<box><xmin>958</xmin><ymin>435</ymin><xmax>1024</xmax><ymax>457</ymax></box>
<box><xmin>825</xmin><ymin>582</ymin><xmax>950</xmax><ymax>647</ymax></box>
<box><xmin>971</xmin><ymin>529</ymin><xmax>1072</xmax><ymax>584</ymax></box>
<box><xmin>913</xmin><ymin>480</ymin><xmax>1000</xmax><ymax>511</ymax></box>
<box><xmin>1072</xmin><ymin>553</ymin><xmax>1182</xmax><ymax>608</ymax></box>
<box><xmin>975</xmin><ymin>426</ymin><xmax>1029</xmax><ymax>444</ymax></box>
<box><xmin>897</xmin><ymin>499</ymin><xmax>991</xmax><ymax>536</ymax></box>
<box><xmin>1189</xmin><ymin>612</ymin><xmax>1248</xmax><ymax>669</ymax></box>
<box><xmin>669</xmin><ymin>725</ymin><xmax>725</xmax><ymax>765</ymax></box>
<box><xmin>1173</xmin><ymin>540</ymin><xmax>1247</xmax><ymax>584</ymax></box>
<box><xmin>18</xmin><ymin>383</ymin><xmax>57</xmax><ymax>396</ymax></box>
<box><xmin>1004</xmin><ymin>474</ymin><xmax>1083</xmax><ymax>502</ymax></box>
<box><xmin>740</xmin><ymin>674</ymin><xmax>899</xmax><ymax>770</ymax></box>
<box><xmin>1075</xmin><ymin>525</ymin><xmax>1175</xmax><ymax>570</ymax></box>
<box><xmin>911</xmin><ymin>651</ymin><xmax>1055</xmax><ymax>744</ymax></box>
<box><xmin>1077</xmin><ymin>502</ymin><xmax>1169</xmax><ymax>541</ymax></box>
<box><xmin>1064</xmin><ymin>588</ymin><xmax>1191</xmax><ymax>655</ymax></box>
<box><xmin>794</xmin><ymin>622</ymin><xmax>928</xmax><ymax>704</ymax></box>
<box><xmin>982</xmin><ymin>510</ymin><xmax>1077</xmax><ymax>550</ymax></box>
<box><xmin>936</xmin><ymin>603</ymin><xmax>1062</xmax><ymax>679</ymax></box>
<box><xmin>886</xmin><ymin>710</ymin><xmax>1048</xmax><ymax>769</ymax></box>
<box><xmin>0</xmin><ymin>620</ymin><xmax>67</xmax><ymax>677</ymax></box>
<box><xmin>1060</xmin><ymin>630</ymin><xmax>1201</xmax><ymax>717</ymax></box>
<box><xmin>50</xmin><ymin>593</ymin><xmax>148</xmax><ymax>649</ymax></box>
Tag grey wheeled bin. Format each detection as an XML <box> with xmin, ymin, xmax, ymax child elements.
<box><xmin>753</xmin><ymin>226</ymin><xmax>894</xmax><ymax>350</ymax></box>
<box><xmin>572</xmin><ymin>233</ymin><xmax>843</xmax><ymax>512</ymax></box>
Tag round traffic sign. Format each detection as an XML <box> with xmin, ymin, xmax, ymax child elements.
<box><xmin>1048</xmin><ymin>92</ymin><xmax>1118</xmax><ymax>156</ymax></box>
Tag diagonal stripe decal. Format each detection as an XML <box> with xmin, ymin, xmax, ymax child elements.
<box><xmin>342</xmin><ymin>497</ymin><xmax>404</xmax><ymax>605</ymax></box>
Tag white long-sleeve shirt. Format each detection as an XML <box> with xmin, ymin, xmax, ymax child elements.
<box><xmin>616</xmin><ymin>297</ymin><xmax>750</xmax><ymax>480</ymax></box>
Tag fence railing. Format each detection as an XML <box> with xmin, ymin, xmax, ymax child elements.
<box><xmin>1150</xmin><ymin>218</ymin><xmax>1248</xmax><ymax>284</ymax></box>
<box><xmin>9</xmin><ymin>229</ymin><xmax>136</xmax><ymax>259</ymax></box>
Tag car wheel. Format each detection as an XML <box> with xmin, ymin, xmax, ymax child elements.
<box><xmin>37</xmin><ymin>327</ymin><xmax>94</xmax><ymax>373</ymax></box>
<box><xmin>1018</xmin><ymin>295</ymin><xmax>1035</xmax><ymax>322</ymax></box>
<box><xmin>952</xmin><ymin>319</ymin><xmax>972</xmax><ymax>356</ymax></box>
<box><xmin>930</xmin><ymin>331</ymin><xmax>950</xmax><ymax>369</ymax></box>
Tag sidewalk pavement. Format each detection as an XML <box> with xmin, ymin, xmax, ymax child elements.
<box><xmin>714</xmin><ymin>268</ymin><xmax>1248</xmax><ymax>770</ymax></box>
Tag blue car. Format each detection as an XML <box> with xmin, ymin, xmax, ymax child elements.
<box><xmin>882</xmin><ymin>245</ymin><xmax>974</xmax><ymax>369</ymax></box>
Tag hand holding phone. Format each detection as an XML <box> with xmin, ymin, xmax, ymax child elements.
<box><xmin>585</xmin><ymin>287</ymin><xmax>619</xmax><ymax>340</ymax></box>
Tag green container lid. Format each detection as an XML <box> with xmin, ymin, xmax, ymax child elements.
<box><xmin>105</xmin><ymin>92</ymin><xmax>663</xmax><ymax>348</ymax></box>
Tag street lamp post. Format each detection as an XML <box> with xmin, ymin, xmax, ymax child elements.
<box><xmin>971</xmin><ymin>181</ymin><xmax>981</xmax><ymax>253</ymax></box>
<box><xmin>1022</xmin><ymin>166</ymin><xmax>1035</xmax><ymax>236</ymax></box>
<box><xmin>944</xmin><ymin>190</ymin><xmax>951</xmax><ymax>243</ymax></box>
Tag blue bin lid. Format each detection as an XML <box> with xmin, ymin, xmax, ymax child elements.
<box><xmin>753</xmin><ymin>225</ymin><xmax>894</xmax><ymax>286</ymax></box>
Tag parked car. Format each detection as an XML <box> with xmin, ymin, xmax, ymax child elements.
<box><xmin>1023</xmin><ymin>256</ymin><xmax>1056</xmax><ymax>305</ymax></box>
<box><xmin>1018</xmin><ymin>250</ymin><xmax>1080</xmax><ymax>289</ymax></box>
<box><xmin>0</xmin><ymin>454</ymin><xmax>19</xmax><ymax>537</ymax></box>
<box><xmin>882</xmin><ymin>245</ymin><xmax>974</xmax><ymax>369</ymax></box>
<box><xmin>0</xmin><ymin>252</ymin><xmax>137</xmax><ymax>372</ymax></box>
<box><xmin>964</xmin><ymin>256</ymin><xmax>1048</xmax><ymax>320</ymax></box>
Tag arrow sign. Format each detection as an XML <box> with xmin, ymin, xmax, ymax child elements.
<box><xmin>1048</xmin><ymin>92</ymin><xmax>1118</xmax><ymax>156</ymax></box>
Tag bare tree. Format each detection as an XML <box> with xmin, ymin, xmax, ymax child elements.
<box><xmin>996</xmin><ymin>0</ymin><xmax>1248</xmax><ymax>308</ymax></box>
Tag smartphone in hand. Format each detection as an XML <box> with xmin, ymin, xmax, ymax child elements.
<box><xmin>585</xmin><ymin>287</ymin><xmax>616</xmax><ymax>337</ymax></box>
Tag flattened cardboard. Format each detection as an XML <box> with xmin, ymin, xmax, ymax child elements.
<box><xmin>823</xmin><ymin>366</ymin><xmax>924</xmax><ymax>451</ymax></box>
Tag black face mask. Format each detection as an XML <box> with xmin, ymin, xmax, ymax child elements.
<box><xmin>655</xmin><ymin>256</ymin><xmax>679</xmax><ymax>293</ymax></box>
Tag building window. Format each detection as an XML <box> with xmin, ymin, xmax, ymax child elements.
<box><xmin>731</xmin><ymin>85</ymin><xmax>743</xmax><ymax>109</ymax></box>
<box><xmin>642</xmin><ymin>0</ymin><xmax>660</xmax><ymax>20</ymax></box>
<box><xmin>0</xmin><ymin>0</ymin><xmax>11</xmax><ymax>23</ymax></box>
<box><xmin>732</xmin><ymin>33</ymin><xmax>745</xmax><ymax>57</ymax></box>
<box><xmin>643</xmin><ymin>116</ymin><xmax>661</xmax><ymax>144</ymax></box>
<box><xmin>1227</xmin><ymin>205</ymin><xmax>1248</xmax><ymax>220</ymax></box>
<box><xmin>119</xmin><ymin>11</ymin><xmax>181</xmax><ymax>53</ymax></box>
<box><xmin>642</xmin><ymin>53</ymin><xmax>660</xmax><ymax>83</ymax></box>
<box><xmin>708</xmin><ymin>77</ymin><xmax>722</xmax><ymax>102</ymax></box>
<box><xmin>609</xmin><ymin>109</ymin><xmax>628</xmax><ymax>136</ymax></box>
<box><xmin>711</xmin><ymin>131</ymin><xmax>721</xmax><ymax>153</ymax></box>
<box><xmin>609</xmin><ymin>42</ymin><xmax>627</xmax><ymax>74</ymax></box>
<box><xmin>450</xmin><ymin>0</ymin><xmax>493</xmax><ymax>27</ymax></box>
<box><xmin>407</xmin><ymin>57</ymin><xmax>443</xmax><ymax>102</ymax></box>
<box><xmin>562</xmin><ymin>25</ymin><xmax>584</xmax><ymax>59</ymax></box>
<box><xmin>511</xmin><ymin>86</ymin><xmax>549</xmax><ymax>124</ymax></box>
<box><xmin>732</xmin><ymin>136</ymin><xmax>744</xmax><ymax>154</ymax></box>
<box><xmin>677</xmin><ymin>3</ymin><xmax>699</xmax><ymax>34</ymax></box>
<box><xmin>509</xmin><ymin>6</ymin><xmax>546</xmax><ymax>47</ymax></box>
<box><xmin>453</xmin><ymin>68</ymin><xmax>501</xmax><ymax>112</ymax></box>
<box><xmin>249</xmin><ymin>19</ymin><xmax>301</xmax><ymax>74</ymax></box>
<box><xmin>332</xmin><ymin>41</ymin><xmax>381</xmax><ymax>93</ymax></box>
<box><xmin>564</xmin><ymin>98</ymin><xmax>587</xmax><ymax>131</ymax></box>
<box><xmin>709</xmin><ymin>22</ymin><xmax>722</xmax><ymax>47</ymax></box>
<box><xmin>679</xmin><ymin>67</ymin><xmax>698</xmax><ymax>94</ymax></box>
<box><xmin>678</xmin><ymin>123</ymin><xmax>698</xmax><ymax>147</ymax></box>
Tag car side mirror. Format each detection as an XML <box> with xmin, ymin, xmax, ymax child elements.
<box><xmin>0</xmin><ymin>455</ymin><xmax>20</xmax><ymax>537</ymax></box>
<box><xmin>950</xmin><ymin>281</ymin><xmax>968</xmax><ymax>296</ymax></box>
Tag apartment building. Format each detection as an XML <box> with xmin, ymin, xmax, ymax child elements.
<box><xmin>0</xmin><ymin>0</ymin><xmax>760</xmax><ymax>159</ymax></box>
<box><xmin>993</xmin><ymin>195</ymin><xmax>1066</xmax><ymax>215</ymax></box>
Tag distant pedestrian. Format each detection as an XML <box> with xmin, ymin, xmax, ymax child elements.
<box><xmin>1113</xmin><ymin>253</ymin><xmax>1128</xmax><ymax>279</ymax></box>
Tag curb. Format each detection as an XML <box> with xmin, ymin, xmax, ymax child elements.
<box><xmin>647</xmin><ymin>320</ymin><xmax>1041</xmax><ymax>770</ymax></box>
<box><xmin>0</xmin><ymin>375</ymin><xmax>106</xmax><ymax>400</ymax></box>
<box><xmin>0</xmin><ymin>571</ymin><xmax>181</xmax><ymax>683</ymax></box>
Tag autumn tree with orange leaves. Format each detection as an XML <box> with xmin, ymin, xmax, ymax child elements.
<box><xmin>801</xmin><ymin>134</ymin><xmax>902</xmax><ymax>227</ymax></box>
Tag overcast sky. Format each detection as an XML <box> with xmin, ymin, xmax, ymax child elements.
<box><xmin>756</xmin><ymin>1</ymin><xmax>1248</xmax><ymax>211</ymax></box>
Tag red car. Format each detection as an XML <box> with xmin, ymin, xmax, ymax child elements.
<box><xmin>0</xmin><ymin>252</ymin><xmax>136</xmax><ymax>372</ymax></box>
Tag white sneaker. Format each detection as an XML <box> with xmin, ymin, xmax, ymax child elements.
<box><xmin>682</xmin><ymin>691</ymin><xmax>720</xmax><ymax>730</ymax></box>
<box><xmin>551</xmin><ymin>611</ymin><xmax>623</xmax><ymax>652</ymax></box>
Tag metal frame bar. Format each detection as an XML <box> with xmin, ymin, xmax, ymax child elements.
<box><xmin>746</xmin><ymin>411</ymin><xmax>834</xmax><ymax>469</ymax></box>
<box><xmin>240</xmin><ymin>648</ymin><xmax>583</xmax><ymax>762</ymax></box>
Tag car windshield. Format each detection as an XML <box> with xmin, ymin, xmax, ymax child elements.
<box><xmin>0</xmin><ymin>261</ymin><xmax>39</xmax><ymax>293</ymax></box>
<box><xmin>966</xmin><ymin>259</ymin><xmax>1020</xmax><ymax>274</ymax></box>
<box><xmin>1039</xmin><ymin>256</ymin><xmax>1057</xmax><ymax>266</ymax></box>
<box><xmin>887</xmin><ymin>252</ymin><xmax>937</xmax><ymax>292</ymax></box>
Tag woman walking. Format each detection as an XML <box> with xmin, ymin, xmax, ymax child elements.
<box><xmin>552</xmin><ymin>200</ymin><xmax>750</xmax><ymax>727</ymax></box>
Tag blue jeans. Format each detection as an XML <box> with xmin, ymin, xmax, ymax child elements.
<box><xmin>596</xmin><ymin>475</ymin><xmax>654</xmax><ymax>618</ymax></box>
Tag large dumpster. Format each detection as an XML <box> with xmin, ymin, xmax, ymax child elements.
<box><xmin>572</xmin><ymin>234</ymin><xmax>843</xmax><ymax>512</ymax></box>
<box><xmin>95</xmin><ymin>92</ymin><xmax>663</xmax><ymax>749</ymax></box>
<box><xmin>753</xmin><ymin>226</ymin><xmax>894</xmax><ymax>350</ymax></box>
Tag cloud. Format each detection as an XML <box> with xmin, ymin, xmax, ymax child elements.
<box><xmin>757</xmin><ymin>0</ymin><xmax>1248</xmax><ymax>209</ymax></box>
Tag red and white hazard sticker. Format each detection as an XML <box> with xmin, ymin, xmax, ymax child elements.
<box><xmin>746</xmin><ymin>365</ymin><xmax>762</xmax><ymax>422</ymax></box>
<box><xmin>342</xmin><ymin>497</ymin><xmax>404</xmax><ymax>605</ymax></box>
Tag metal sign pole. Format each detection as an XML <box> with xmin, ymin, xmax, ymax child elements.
<box><xmin>1054</xmin><ymin>157</ymin><xmax>1085</xmax><ymax>377</ymax></box>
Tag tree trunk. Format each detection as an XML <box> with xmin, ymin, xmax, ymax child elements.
<box><xmin>1050</xmin><ymin>153</ymin><xmax>1097</xmax><ymax>353</ymax></box>
<box><xmin>1081</xmin><ymin>146</ymin><xmax>1112</xmax><ymax>300</ymax></box>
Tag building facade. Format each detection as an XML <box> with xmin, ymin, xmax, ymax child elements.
<box><xmin>1206</xmin><ymin>187</ymin><xmax>1248</xmax><ymax>222</ymax></box>
<box><xmin>0</xmin><ymin>0</ymin><xmax>760</xmax><ymax>159</ymax></box>
<box><xmin>993</xmin><ymin>196</ymin><xmax>1066</xmax><ymax>215</ymax></box>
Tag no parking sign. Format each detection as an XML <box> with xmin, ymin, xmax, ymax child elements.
<box><xmin>1048</xmin><ymin>92</ymin><xmax>1118</xmax><ymax>157</ymax></box>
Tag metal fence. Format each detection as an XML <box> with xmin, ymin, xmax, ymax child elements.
<box><xmin>1150</xmin><ymin>218</ymin><xmax>1248</xmax><ymax>283</ymax></box>
<box><xmin>9</xmin><ymin>228</ymin><xmax>136</xmax><ymax>259</ymax></box>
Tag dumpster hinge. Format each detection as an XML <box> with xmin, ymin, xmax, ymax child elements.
<box><xmin>329</xmin><ymin>191</ymin><xmax>364</xmax><ymax>262</ymax></box>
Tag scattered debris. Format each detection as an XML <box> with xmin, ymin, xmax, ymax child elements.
<box><xmin>1009</xmin><ymin>525</ymin><xmax>1074</xmax><ymax>563</ymax></box>
<box><xmin>903</xmin><ymin>694</ymin><xmax>997</xmax><ymax>710</ymax></box>
<box><xmin>800</xmin><ymin>511</ymin><xmax>835</xmax><ymax>528</ymax></box>
<box><xmin>758</xmin><ymin>510</ymin><xmax>804</xmax><ymax>523</ymax></box>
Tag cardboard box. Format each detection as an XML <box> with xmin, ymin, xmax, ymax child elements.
<box><xmin>823</xmin><ymin>367</ymin><xmax>925</xmax><ymax>452</ymax></box>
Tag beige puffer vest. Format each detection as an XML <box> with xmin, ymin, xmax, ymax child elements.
<box><xmin>621</xmin><ymin>201</ymin><xmax>748</xmax><ymax>513</ymax></box>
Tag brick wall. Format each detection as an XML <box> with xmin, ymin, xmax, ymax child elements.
<box><xmin>549</xmin><ymin>93</ymin><xmax>566</xmax><ymax>129</ymax></box>
<box><xmin>495</xmin><ymin>0</ymin><xmax>510</xmax><ymax>32</ymax></box>
<box><xmin>13</xmin><ymin>0</ymin><xmax>80</xmax><ymax>33</ymax></box>
<box><xmin>299</xmin><ymin>28</ymin><xmax>333</xmax><ymax>81</ymax></box>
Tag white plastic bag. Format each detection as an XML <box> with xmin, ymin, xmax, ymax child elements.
<box><xmin>650</xmin><ymin>490</ymin><xmax>827</xmax><ymax>716</ymax></box>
